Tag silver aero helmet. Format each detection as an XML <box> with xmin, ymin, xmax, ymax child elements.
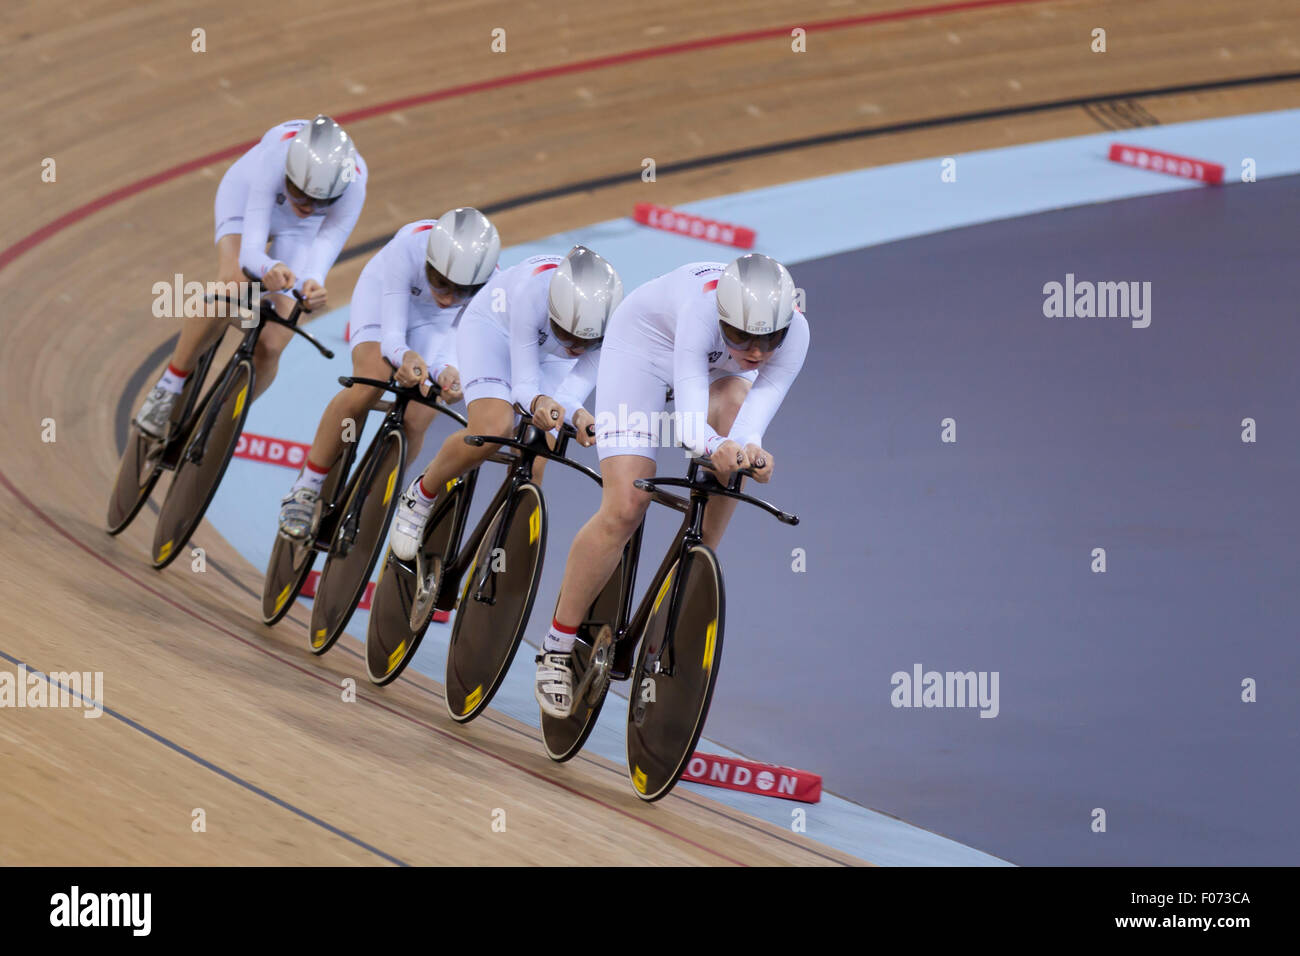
<box><xmin>716</xmin><ymin>253</ymin><xmax>796</xmax><ymax>339</ymax></box>
<box><xmin>548</xmin><ymin>245</ymin><xmax>624</xmax><ymax>341</ymax></box>
<box><xmin>284</xmin><ymin>115</ymin><xmax>356</xmax><ymax>202</ymax></box>
<box><xmin>425</xmin><ymin>207</ymin><xmax>501</xmax><ymax>288</ymax></box>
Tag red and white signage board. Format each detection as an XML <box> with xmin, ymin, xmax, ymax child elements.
<box><xmin>1107</xmin><ymin>144</ymin><xmax>1224</xmax><ymax>185</ymax></box>
<box><xmin>681</xmin><ymin>752</ymin><xmax>822</xmax><ymax>803</ymax></box>
<box><xmin>633</xmin><ymin>203</ymin><xmax>756</xmax><ymax>249</ymax></box>
<box><xmin>233</xmin><ymin>432</ymin><xmax>312</xmax><ymax>470</ymax></box>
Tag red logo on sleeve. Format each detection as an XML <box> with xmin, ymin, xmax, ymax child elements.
<box><xmin>702</xmin><ymin>279</ymin><xmax>719</xmax><ymax>292</ymax></box>
<box><xmin>280</xmin><ymin>130</ymin><xmax>298</xmax><ymax>141</ymax></box>
<box><xmin>532</xmin><ymin>263</ymin><xmax>559</xmax><ymax>275</ymax></box>
<box><xmin>413</xmin><ymin>224</ymin><xmax>433</xmax><ymax>232</ymax></box>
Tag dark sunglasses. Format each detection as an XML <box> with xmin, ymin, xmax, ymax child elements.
<box><xmin>719</xmin><ymin>321</ymin><xmax>789</xmax><ymax>353</ymax></box>
<box><xmin>426</xmin><ymin>265</ymin><xmax>485</xmax><ymax>301</ymax></box>
<box><xmin>549</xmin><ymin>319</ymin><xmax>602</xmax><ymax>353</ymax></box>
<box><xmin>284</xmin><ymin>177</ymin><xmax>340</xmax><ymax>211</ymax></box>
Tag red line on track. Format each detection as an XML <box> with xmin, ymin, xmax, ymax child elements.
<box><xmin>0</xmin><ymin>469</ymin><xmax>747</xmax><ymax>865</ymax></box>
<box><xmin>0</xmin><ymin>0</ymin><xmax>1052</xmax><ymax>862</ymax></box>
<box><xmin>0</xmin><ymin>0</ymin><xmax>1051</xmax><ymax>272</ymax></box>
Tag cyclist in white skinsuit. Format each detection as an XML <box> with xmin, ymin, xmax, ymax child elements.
<box><xmin>278</xmin><ymin>209</ymin><xmax>501</xmax><ymax>539</ymax></box>
<box><xmin>387</xmin><ymin>245</ymin><xmax>623</xmax><ymax>559</ymax></box>
<box><xmin>133</xmin><ymin>115</ymin><xmax>367</xmax><ymax>438</ymax></box>
<box><xmin>534</xmin><ymin>254</ymin><xmax>810</xmax><ymax>718</ymax></box>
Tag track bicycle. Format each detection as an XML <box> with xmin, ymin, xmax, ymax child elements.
<box><xmin>366</xmin><ymin>406</ymin><xmax>597</xmax><ymax>706</ymax></box>
<box><xmin>541</xmin><ymin>457</ymin><xmax>798</xmax><ymax>802</ymax></box>
<box><xmin>282</xmin><ymin>375</ymin><xmax>466</xmax><ymax>654</ymax></box>
<box><xmin>106</xmin><ymin>290</ymin><xmax>333</xmax><ymax>574</ymax></box>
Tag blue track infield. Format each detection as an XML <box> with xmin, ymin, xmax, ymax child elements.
<box><xmin>742</xmin><ymin>174</ymin><xmax>1300</xmax><ymax>865</ymax></box>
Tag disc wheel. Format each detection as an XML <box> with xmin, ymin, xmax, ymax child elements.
<box><xmin>107</xmin><ymin>357</ymin><xmax>208</xmax><ymax>535</ymax></box>
<box><xmin>308</xmin><ymin>429</ymin><xmax>406</xmax><ymax>655</ymax></box>
<box><xmin>106</xmin><ymin>428</ymin><xmax>166</xmax><ymax>535</ymax></box>
<box><xmin>625</xmin><ymin>545</ymin><xmax>724</xmax><ymax>802</ymax></box>
<box><xmin>260</xmin><ymin>449</ymin><xmax>350</xmax><ymax>625</ymax></box>
<box><xmin>365</xmin><ymin>479</ymin><xmax>463</xmax><ymax>686</ymax></box>
<box><xmin>444</xmin><ymin>483</ymin><xmax>546</xmax><ymax>724</ymax></box>
<box><xmin>541</xmin><ymin>550</ymin><xmax>627</xmax><ymax>762</ymax></box>
<box><xmin>150</xmin><ymin>360</ymin><xmax>253</xmax><ymax>570</ymax></box>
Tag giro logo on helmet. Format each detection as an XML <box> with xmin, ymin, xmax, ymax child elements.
<box><xmin>715</xmin><ymin>253</ymin><xmax>795</xmax><ymax>351</ymax></box>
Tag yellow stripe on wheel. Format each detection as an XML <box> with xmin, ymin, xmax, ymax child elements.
<box><xmin>462</xmin><ymin>685</ymin><xmax>483</xmax><ymax>715</ymax></box>
<box><xmin>312</xmin><ymin>627</ymin><xmax>327</xmax><ymax>649</ymax></box>
<box><xmin>632</xmin><ymin>766</ymin><xmax>648</xmax><ymax>794</ymax></box>
<box><xmin>386</xmin><ymin>640</ymin><xmax>407</xmax><ymax>673</ymax></box>
<box><xmin>703</xmin><ymin>618</ymin><xmax>717</xmax><ymax>671</ymax></box>
<box><xmin>157</xmin><ymin>540</ymin><xmax>173</xmax><ymax>563</ymax></box>
<box><xmin>381</xmin><ymin>465</ymin><xmax>399</xmax><ymax>506</ymax></box>
<box><xmin>528</xmin><ymin>505</ymin><xmax>540</xmax><ymax>545</ymax></box>
<box><xmin>232</xmin><ymin>383</ymin><xmax>248</xmax><ymax>420</ymax></box>
<box><xmin>460</xmin><ymin>560</ymin><xmax>475</xmax><ymax>604</ymax></box>
<box><xmin>274</xmin><ymin>582</ymin><xmax>292</xmax><ymax>613</ymax></box>
<box><xmin>652</xmin><ymin>568</ymin><xmax>674</xmax><ymax>614</ymax></box>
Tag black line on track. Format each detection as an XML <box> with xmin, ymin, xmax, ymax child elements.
<box><xmin>0</xmin><ymin>647</ymin><xmax>410</xmax><ymax>866</ymax></box>
<box><xmin>108</xmin><ymin>62</ymin><xmax>1300</xmax><ymax>866</ymax></box>
<box><xmin>333</xmin><ymin>68</ymin><xmax>1300</xmax><ymax>263</ymax></box>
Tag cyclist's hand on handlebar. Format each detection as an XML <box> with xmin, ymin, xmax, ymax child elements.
<box><xmin>263</xmin><ymin>263</ymin><xmax>295</xmax><ymax>292</ymax></box>
<box><xmin>572</xmin><ymin>407</ymin><xmax>597</xmax><ymax>447</ymax></box>
<box><xmin>395</xmin><ymin>350</ymin><xmax>426</xmax><ymax>388</ymax></box>
<box><xmin>744</xmin><ymin>443</ymin><xmax>773</xmax><ymax>483</ymax></box>
<box><xmin>710</xmin><ymin>439</ymin><xmax>748</xmax><ymax>482</ymax></box>
<box><xmin>436</xmin><ymin>365</ymin><xmax>463</xmax><ymax>403</ymax></box>
<box><xmin>530</xmin><ymin>395</ymin><xmax>565</xmax><ymax>432</ymax></box>
<box><xmin>301</xmin><ymin>279</ymin><xmax>327</xmax><ymax>311</ymax></box>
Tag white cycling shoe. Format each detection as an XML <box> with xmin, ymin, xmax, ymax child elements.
<box><xmin>535</xmin><ymin>652</ymin><xmax>575</xmax><ymax>719</ymax></box>
<box><xmin>134</xmin><ymin>386</ymin><xmax>178</xmax><ymax>440</ymax></box>
<box><xmin>278</xmin><ymin>488</ymin><xmax>320</xmax><ymax>540</ymax></box>
<box><xmin>389</xmin><ymin>477</ymin><xmax>433</xmax><ymax>561</ymax></box>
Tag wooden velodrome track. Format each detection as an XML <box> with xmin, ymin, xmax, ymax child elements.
<box><xmin>3</xmin><ymin>0</ymin><xmax>1299</xmax><ymax>866</ymax></box>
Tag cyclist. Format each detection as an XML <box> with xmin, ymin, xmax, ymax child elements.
<box><xmin>132</xmin><ymin>115</ymin><xmax>367</xmax><ymax>438</ymax></box>
<box><xmin>387</xmin><ymin>245</ymin><xmax>623</xmax><ymax>561</ymax></box>
<box><xmin>277</xmin><ymin>208</ymin><xmax>501</xmax><ymax>539</ymax></box>
<box><xmin>534</xmin><ymin>254</ymin><xmax>810</xmax><ymax>718</ymax></box>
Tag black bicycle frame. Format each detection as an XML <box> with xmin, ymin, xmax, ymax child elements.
<box><xmin>430</xmin><ymin>410</ymin><xmax>601</xmax><ymax>612</ymax></box>
<box><xmin>327</xmin><ymin>374</ymin><xmax>467</xmax><ymax>559</ymax></box>
<box><xmin>602</xmin><ymin>461</ymin><xmax>705</xmax><ymax>680</ymax></box>
<box><xmin>157</xmin><ymin>343</ymin><xmax>219</xmax><ymax>471</ymax></box>
<box><xmin>599</xmin><ymin>457</ymin><xmax>798</xmax><ymax>679</ymax></box>
<box><xmin>172</xmin><ymin>291</ymin><xmax>329</xmax><ymax>468</ymax></box>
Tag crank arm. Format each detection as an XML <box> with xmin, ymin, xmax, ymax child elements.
<box><xmin>571</xmin><ymin>625</ymin><xmax>615</xmax><ymax>705</ymax></box>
